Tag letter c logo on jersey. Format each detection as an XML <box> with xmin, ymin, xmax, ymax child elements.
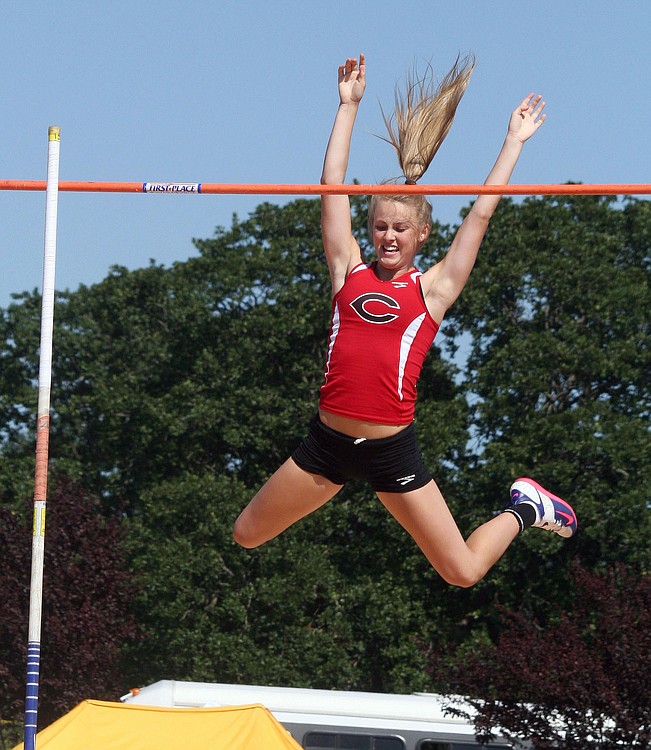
<box><xmin>350</xmin><ymin>293</ymin><xmax>400</xmax><ymax>324</ymax></box>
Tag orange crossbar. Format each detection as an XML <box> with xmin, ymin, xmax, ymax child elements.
<box><xmin>0</xmin><ymin>180</ymin><xmax>650</xmax><ymax>195</ymax></box>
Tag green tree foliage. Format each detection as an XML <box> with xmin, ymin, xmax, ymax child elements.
<box><xmin>439</xmin><ymin>194</ymin><xmax>650</xmax><ymax>635</ymax></box>
<box><xmin>110</xmin><ymin>198</ymin><xmax>467</xmax><ymax>691</ymax></box>
<box><xmin>123</xmin><ymin>468</ymin><xmax>461</xmax><ymax>693</ymax></box>
<box><xmin>0</xmin><ymin>194</ymin><xmax>648</xmax><ymax>732</ymax></box>
<box><xmin>0</xmin><ymin>197</ymin><xmax>467</xmax><ymax>699</ymax></box>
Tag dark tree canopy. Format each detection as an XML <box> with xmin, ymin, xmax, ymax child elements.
<box><xmin>0</xmin><ymin>477</ymin><xmax>137</xmax><ymax>745</ymax></box>
<box><xmin>0</xmin><ymin>193</ymin><xmax>648</xmax><ymax>746</ymax></box>
<box><xmin>430</xmin><ymin>562</ymin><xmax>651</xmax><ymax>750</ymax></box>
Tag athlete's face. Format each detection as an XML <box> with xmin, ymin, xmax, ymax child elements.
<box><xmin>371</xmin><ymin>201</ymin><xmax>430</xmax><ymax>277</ymax></box>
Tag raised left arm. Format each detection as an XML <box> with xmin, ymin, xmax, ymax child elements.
<box><xmin>423</xmin><ymin>94</ymin><xmax>546</xmax><ymax>318</ymax></box>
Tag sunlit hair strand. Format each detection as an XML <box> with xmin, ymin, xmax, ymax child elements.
<box><xmin>368</xmin><ymin>53</ymin><xmax>475</xmax><ymax>239</ymax></box>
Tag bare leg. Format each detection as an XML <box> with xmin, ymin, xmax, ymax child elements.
<box><xmin>233</xmin><ymin>457</ymin><xmax>343</xmax><ymax>549</ymax></box>
<box><xmin>377</xmin><ymin>479</ymin><xmax>519</xmax><ymax>587</ymax></box>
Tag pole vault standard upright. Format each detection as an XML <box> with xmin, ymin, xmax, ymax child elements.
<box><xmin>23</xmin><ymin>127</ymin><xmax>60</xmax><ymax>750</ymax></box>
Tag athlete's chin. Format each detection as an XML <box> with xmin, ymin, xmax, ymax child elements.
<box><xmin>377</xmin><ymin>255</ymin><xmax>407</xmax><ymax>273</ymax></box>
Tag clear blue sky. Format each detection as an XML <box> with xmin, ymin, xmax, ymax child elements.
<box><xmin>2</xmin><ymin>0</ymin><xmax>650</xmax><ymax>308</ymax></box>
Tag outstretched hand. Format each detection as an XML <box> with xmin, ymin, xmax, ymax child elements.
<box><xmin>338</xmin><ymin>54</ymin><xmax>366</xmax><ymax>105</ymax></box>
<box><xmin>508</xmin><ymin>93</ymin><xmax>546</xmax><ymax>142</ymax></box>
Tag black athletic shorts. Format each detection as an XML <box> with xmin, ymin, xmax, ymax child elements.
<box><xmin>292</xmin><ymin>415</ymin><xmax>432</xmax><ymax>493</ymax></box>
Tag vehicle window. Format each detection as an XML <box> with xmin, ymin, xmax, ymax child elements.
<box><xmin>304</xmin><ymin>731</ymin><xmax>406</xmax><ymax>749</ymax></box>
<box><xmin>373</xmin><ymin>738</ymin><xmax>406</xmax><ymax>750</ymax></box>
<box><xmin>303</xmin><ymin>731</ymin><xmax>336</xmax><ymax>747</ymax></box>
<box><xmin>418</xmin><ymin>742</ymin><xmax>512</xmax><ymax>750</ymax></box>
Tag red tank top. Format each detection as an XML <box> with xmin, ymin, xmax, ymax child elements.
<box><xmin>319</xmin><ymin>262</ymin><xmax>439</xmax><ymax>424</ymax></box>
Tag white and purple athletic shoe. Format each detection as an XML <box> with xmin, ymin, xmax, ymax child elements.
<box><xmin>509</xmin><ymin>478</ymin><xmax>578</xmax><ymax>538</ymax></box>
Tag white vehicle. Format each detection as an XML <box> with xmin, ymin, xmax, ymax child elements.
<box><xmin>121</xmin><ymin>680</ymin><xmax>513</xmax><ymax>750</ymax></box>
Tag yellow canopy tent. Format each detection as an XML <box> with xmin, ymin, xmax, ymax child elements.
<box><xmin>12</xmin><ymin>699</ymin><xmax>303</xmax><ymax>750</ymax></box>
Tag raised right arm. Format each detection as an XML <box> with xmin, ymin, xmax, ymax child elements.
<box><xmin>321</xmin><ymin>54</ymin><xmax>366</xmax><ymax>295</ymax></box>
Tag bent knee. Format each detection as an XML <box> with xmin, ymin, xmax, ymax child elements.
<box><xmin>439</xmin><ymin>564</ymin><xmax>485</xmax><ymax>589</ymax></box>
<box><xmin>232</xmin><ymin>517</ymin><xmax>265</xmax><ymax>549</ymax></box>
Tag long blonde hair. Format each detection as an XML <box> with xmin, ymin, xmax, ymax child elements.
<box><xmin>368</xmin><ymin>53</ymin><xmax>475</xmax><ymax>234</ymax></box>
